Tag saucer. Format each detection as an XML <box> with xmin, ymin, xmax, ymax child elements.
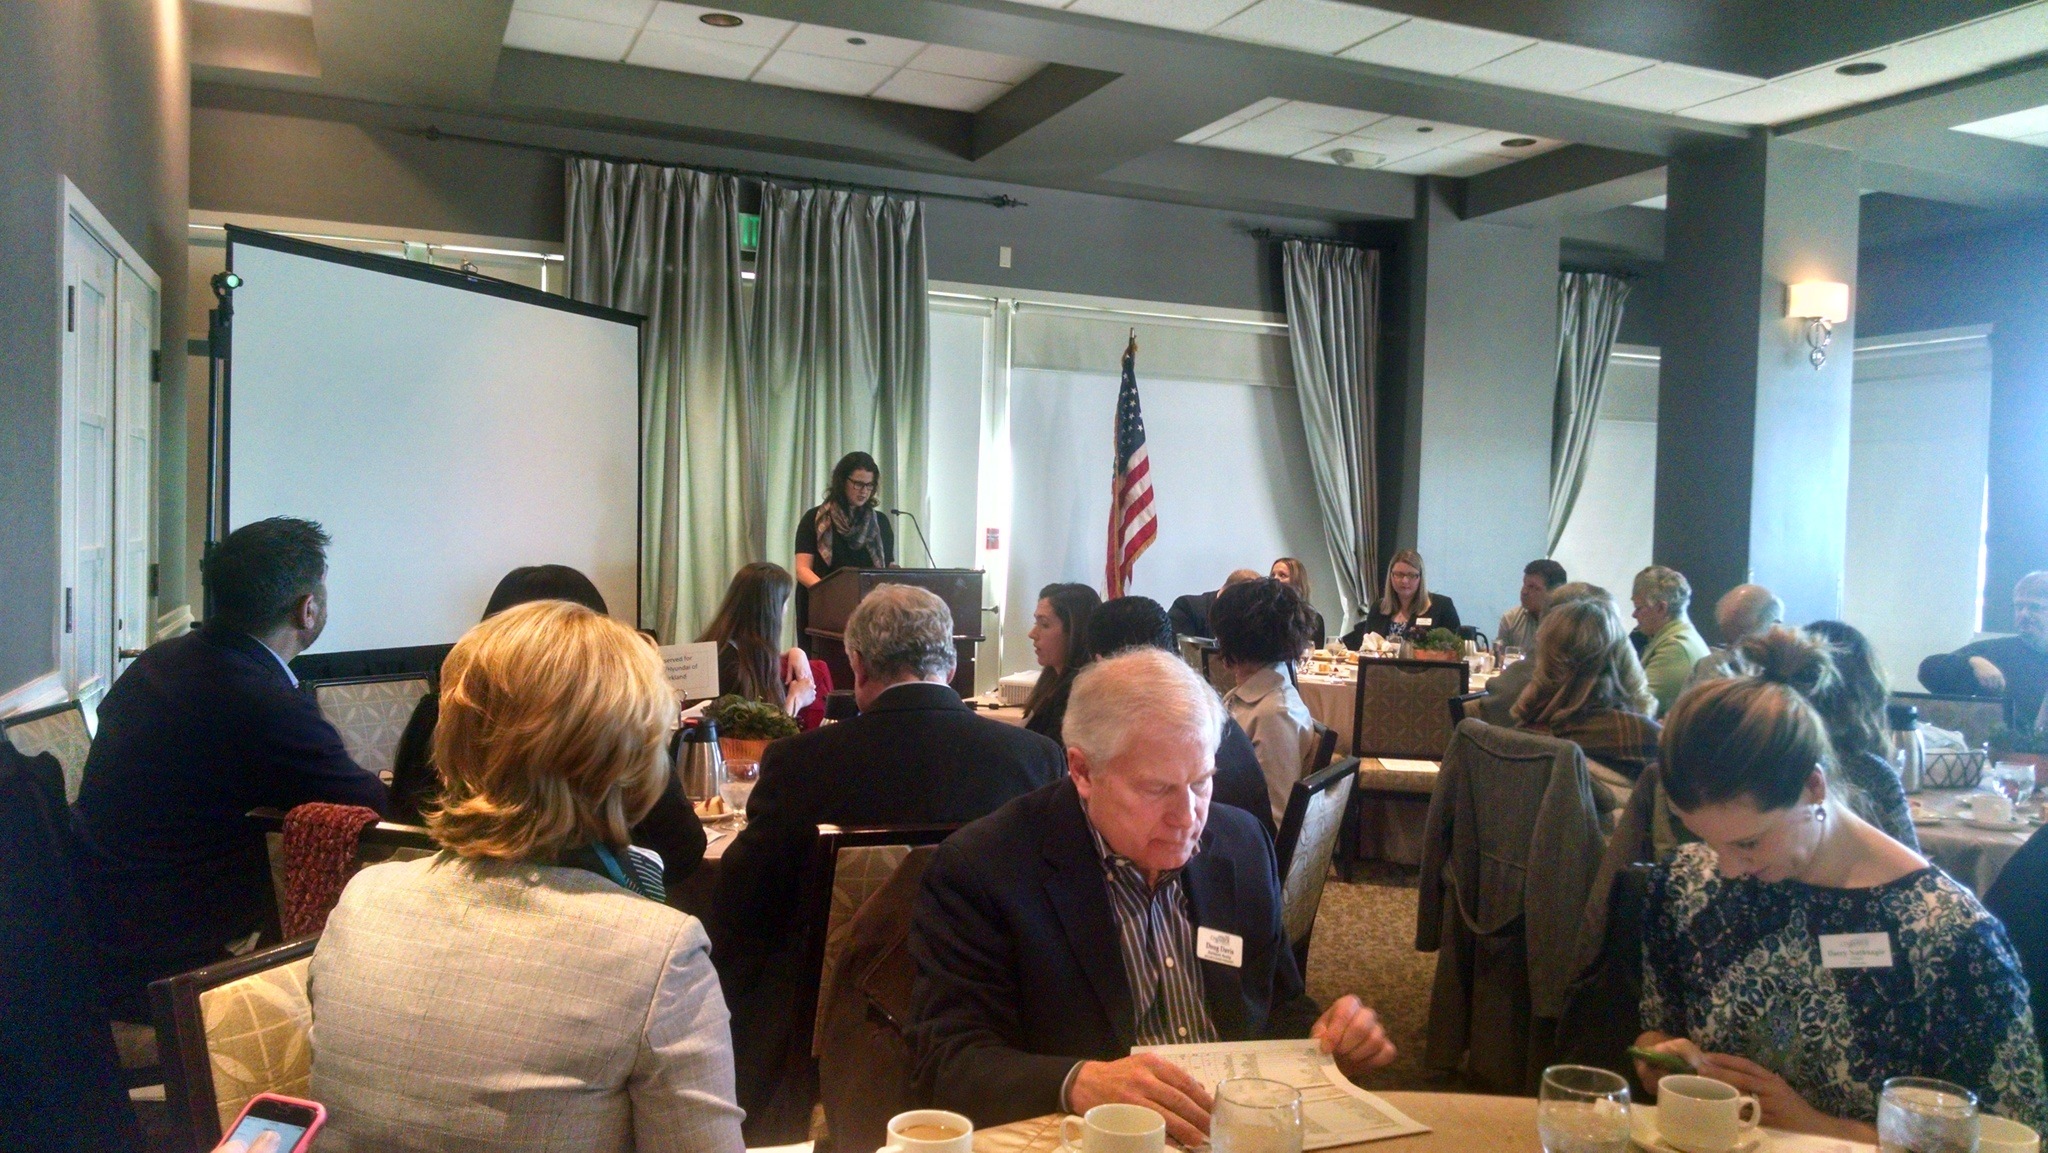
<box><xmin>1968</xmin><ymin>817</ymin><xmax>2032</xmax><ymax>833</ymax></box>
<box><xmin>1630</xmin><ymin>1108</ymin><xmax>1762</xmax><ymax>1153</ymax></box>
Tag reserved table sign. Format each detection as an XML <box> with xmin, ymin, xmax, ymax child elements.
<box><xmin>659</xmin><ymin>642</ymin><xmax>721</xmax><ymax>702</ymax></box>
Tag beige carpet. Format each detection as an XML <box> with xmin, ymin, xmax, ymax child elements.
<box><xmin>1300</xmin><ymin>863</ymin><xmax>1462</xmax><ymax>1093</ymax></box>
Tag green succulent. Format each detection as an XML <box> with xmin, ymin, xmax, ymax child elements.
<box><xmin>704</xmin><ymin>694</ymin><xmax>800</xmax><ymax>740</ymax></box>
<box><xmin>1416</xmin><ymin>627</ymin><xmax>1465</xmax><ymax>654</ymax></box>
<box><xmin>1990</xmin><ymin>724</ymin><xmax>2048</xmax><ymax>755</ymax></box>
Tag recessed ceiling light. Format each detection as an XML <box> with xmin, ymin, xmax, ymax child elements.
<box><xmin>847</xmin><ymin>36</ymin><xmax>867</xmax><ymax>45</ymax></box>
<box><xmin>699</xmin><ymin>12</ymin><xmax>743</xmax><ymax>28</ymax></box>
<box><xmin>1836</xmin><ymin>61</ymin><xmax>1886</xmax><ymax>76</ymax></box>
<box><xmin>1502</xmin><ymin>137</ymin><xmax>1539</xmax><ymax>147</ymax></box>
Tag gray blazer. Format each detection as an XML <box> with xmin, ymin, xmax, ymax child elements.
<box><xmin>310</xmin><ymin>852</ymin><xmax>746</xmax><ymax>1153</ymax></box>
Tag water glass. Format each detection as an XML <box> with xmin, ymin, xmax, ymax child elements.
<box><xmin>720</xmin><ymin>759</ymin><xmax>759</xmax><ymax>816</ymax></box>
<box><xmin>1211</xmin><ymin>1078</ymin><xmax>1303</xmax><ymax>1153</ymax></box>
<box><xmin>1503</xmin><ymin>646</ymin><xmax>1528</xmax><ymax>668</ymax></box>
<box><xmin>1538</xmin><ymin>1065</ymin><xmax>1631</xmax><ymax>1153</ymax></box>
<box><xmin>1879</xmin><ymin>1076</ymin><xmax>1978</xmax><ymax>1153</ymax></box>
<box><xmin>1992</xmin><ymin>761</ymin><xmax>2038</xmax><ymax>808</ymax></box>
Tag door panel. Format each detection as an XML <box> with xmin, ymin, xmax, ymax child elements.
<box><xmin>115</xmin><ymin>263</ymin><xmax>157</xmax><ymax>676</ymax></box>
<box><xmin>63</xmin><ymin>216</ymin><xmax>118</xmax><ymax>702</ymax></box>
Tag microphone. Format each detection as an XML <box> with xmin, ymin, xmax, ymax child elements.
<box><xmin>888</xmin><ymin>508</ymin><xmax>936</xmax><ymax>567</ymax></box>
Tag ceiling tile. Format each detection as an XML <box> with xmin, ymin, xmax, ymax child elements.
<box><xmin>1955</xmin><ymin>103</ymin><xmax>2048</xmax><ymax>141</ymax></box>
<box><xmin>1351</xmin><ymin>114</ymin><xmax>1484</xmax><ymax>146</ymax></box>
<box><xmin>515</xmin><ymin>0</ymin><xmax>654</xmax><ymax>28</ymax></box>
<box><xmin>1210</xmin><ymin>0</ymin><xmax>1405</xmax><ymax>54</ymax></box>
<box><xmin>1444</xmin><ymin>128</ymin><xmax>1565</xmax><ymax>158</ymax></box>
<box><xmin>1890</xmin><ymin>4</ymin><xmax>2048</xmax><ymax>79</ymax></box>
<box><xmin>644</xmin><ymin>3</ymin><xmax>791</xmax><ymax>47</ymax></box>
<box><xmin>1575</xmin><ymin>62</ymin><xmax>1761</xmax><ymax>112</ymax></box>
<box><xmin>1380</xmin><ymin>149</ymin><xmax>1508</xmax><ymax>176</ymax></box>
<box><xmin>1338</xmin><ymin>17</ymin><xmax>1531</xmax><ymax>75</ymax></box>
<box><xmin>1176</xmin><ymin>98</ymin><xmax>1287</xmax><ymax>143</ymax></box>
<box><xmin>752</xmin><ymin>49</ymin><xmax>897</xmax><ymax>95</ymax></box>
<box><xmin>1199</xmin><ymin>120</ymin><xmax>1338</xmax><ymax>156</ymax></box>
<box><xmin>873</xmin><ymin>69</ymin><xmax>1012</xmax><ymax>110</ymax></box>
<box><xmin>625</xmin><ymin>28</ymin><xmax>768</xmax><ymax>77</ymax></box>
<box><xmin>1066</xmin><ymin>0</ymin><xmax>1259</xmax><ymax>32</ymax></box>
<box><xmin>1633</xmin><ymin>194</ymin><xmax>1668</xmax><ymax>209</ymax></box>
<box><xmin>1463</xmin><ymin>41</ymin><xmax>1656</xmax><ymax>92</ymax></box>
<box><xmin>779</xmin><ymin>23</ymin><xmax>926</xmax><ymax>66</ymax></box>
<box><xmin>1260</xmin><ymin>100</ymin><xmax>1380</xmax><ymax>134</ymax></box>
<box><xmin>502</xmin><ymin>10</ymin><xmax>637</xmax><ymax>60</ymax></box>
<box><xmin>2016</xmin><ymin>130</ymin><xmax>2048</xmax><ymax>148</ymax></box>
<box><xmin>905</xmin><ymin>43</ymin><xmax>1041</xmax><ymax>84</ymax></box>
<box><xmin>1676</xmin><ymin>82</ymin><xmax>1852</xmax><ymax>125</ymax></box>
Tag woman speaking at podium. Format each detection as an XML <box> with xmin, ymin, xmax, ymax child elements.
<box><xmin>793</xmin><ymin>451</ymin><xmax>896</xmax><ymax>636</ymax></box>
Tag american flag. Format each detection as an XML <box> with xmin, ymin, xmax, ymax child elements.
<box><xmin>1105</xmin><ymin>334</ymin><xmax>1157</xmax><ymax>598</ymax></box>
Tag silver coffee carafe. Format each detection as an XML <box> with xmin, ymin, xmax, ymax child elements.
<box><xmin>675</xmin><ymin>716</ymin><xmax>725</xmax><ymax>802</ymax></box>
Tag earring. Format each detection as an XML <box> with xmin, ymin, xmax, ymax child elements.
<box><xmin>1814</xmin><ymin>804</ymin><xmax>1827</xmax><ymax>823</ymax></box>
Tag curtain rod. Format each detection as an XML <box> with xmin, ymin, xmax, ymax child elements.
<box><xmin>1246</xmin><ymin>228</ymin><xmax>1381</xmax><ymax>249</ymax></box>
<box><xmin>395</xmin><ymin>124</ymin><xmax>1027</xmax><ymax>208</ymax></box>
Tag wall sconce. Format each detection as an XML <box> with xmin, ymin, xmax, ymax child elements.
<box><xmin>1787</xmin><ymin>280</ymin><xmax>1850</xmax><ymax>369</ymax></box>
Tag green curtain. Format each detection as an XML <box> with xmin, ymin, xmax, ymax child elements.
<box><xmin>752</xmin><ymin>185</ymin><xmax>930</xmax><ymax>575</ymax></box>
<box><xmin>1548</xmin><ymin>271</ymin><xmax>1632</xmax><ymax>553</ymax></box>
<box><xmin>1280</xmin><ymin>239</ymin><xmax>1380</xmax><ymax>633</ymax></box>
<box><xmin>564</xmin><ymin>158</ymin><xmax>757</xmax><ymax>642</ymax></box>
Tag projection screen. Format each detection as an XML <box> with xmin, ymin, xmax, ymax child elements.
<box><xmin>223</xmin><ymin>228</ymin><xmax>640</xmax><ymax>657</ymax></box>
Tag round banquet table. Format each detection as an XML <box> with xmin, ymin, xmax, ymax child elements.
<box><xmin>972</xmin><ymin>1093</ymin><xmax>1543</xmax><ymax>1153</ymax></box>
<box><xmin>1911</xmin><ymin>788</ymin><xmax>2041</xmax><ymax>894</ymax></box>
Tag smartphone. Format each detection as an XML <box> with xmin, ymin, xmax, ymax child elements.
<box><xmin>1626</xmin><ymin>1045</ymin><xmax>1694</xmax><ymax>1073</ymax></box>
<box><xmin>220</xmin><ymin>1093</ymin><xmax>326</xmax><ymax>1153</ymax></box>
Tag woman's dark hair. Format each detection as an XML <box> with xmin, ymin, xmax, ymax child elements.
<box><xmin>1088</xmin><ymin>596</ymin><xmax>1176</xmax><ymax>656</ymax></box>
<box><xmin>827</xmin><ymin>451</ymin><xmax>882</xmax><ymax>510</ymax></box>
<box><xmin>1661</xmin><ymin>627</ymin><xmax>1834</xmax><ymax>812</ymax></box>
<box><xmin>698</xmin><ymin>563</ymin><xmax>795</xmax><ymax>704</ymax></box>
<box><xmin>1800</xmin><ymin>620</ymin><xmax>1892</xmax><ymax>767</ymax></box>
<box><xmin>1025</xmin><ymin>583</ymin><xmax>1102</xmax><ymax>716</ymax></box>
<box><xmin>482</xmin><ymin>565</ymin><xmax>608</xmax><ymax>619</ymax></box>
<box><xmin>1211</xmin><ymin>578</ymin><xmax>1312</xmax><ymax>667</ymax></box>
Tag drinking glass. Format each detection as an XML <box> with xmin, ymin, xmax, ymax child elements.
<box><xmin>1503</xmin><ymin>646</ymin><xmax>1528</xmax><ymax>668</ymax></box>
<box><xmin>720</xmin><ymin>759</ymin><xmax>759</xmax><ymax>817</ymax></box>
<box><xmin>1211</xmin><ymin>1078</ymin><xmax>1302</xmax><ymax>1153</ymax></box>
<box><xmin>1538</xmin><ymin>1065</ymin><xmax>1631</xmax><ymax>1153</ymax></box>
<box><xmin>1993</xmin><ymin>761</ymin><xmax>2037</xmax><ymax>808</ymax></box>
<box><xmin>1878</xmin><ymin>1076</ymin><xmax>1978</xmax><ymax>1153</ymax></box>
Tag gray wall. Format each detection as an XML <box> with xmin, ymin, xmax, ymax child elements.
<box><xmin>0</xmin><ymin>2</ymin><xmax>189</xmax><ymax>696</ymax></box>
<box><xmin>1861</xmin><ymin>216</ymin><xmax>2048</xmax><ymax>632</ymax></box>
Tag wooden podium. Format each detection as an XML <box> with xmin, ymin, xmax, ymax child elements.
<box><xmin>805</xmin><ymin>567</ymin><xmax>985</xmax><ymax>700</ymax></box>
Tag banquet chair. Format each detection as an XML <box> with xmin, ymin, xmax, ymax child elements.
<box><xmin>817</xmin><ymin>844</ymin><xmax>940</xmax><ymax>1153</ymax></box>
<box><xmin>250</xmin><ymin>808</ymin><xmax>438</xmax><ymax>939</ymax></box>
<box><xmin>308</xmin><ymin>673</ymin><xmax>432</xmax><ymax>782</ymax></box>
<box><xmin>1447</xmin><ymin>691</ymin><xmax>1487</xmax><ymax>730</ymax></box>
<box><xmin>1274</xmin><ymin>758</ymin><xmax>1358</xmax><ymax>974</ymax></box>
<box><xmin>1301</xmin><ymin>721</ymin><xmax>1339</xmax><ymax>776</ymax></box>
<box><xmin>2</xmin><ymin>697</ymin><xmax>94</xmax><ymax>803</ymax></box>
<box><xmin>1338</xmin><ymin>659</ymin><xmax>1470</xmax><ymax>873</ymax></box>
<box><xmin>149</xmin><ymin>936</ymin><xmax>318</xmax><ymax>1152</ymax></box>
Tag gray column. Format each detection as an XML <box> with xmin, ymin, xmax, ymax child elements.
<box><xmin>1398</xmin><ymin>178</ymin><xmax>1560</xmax><ymax>632</ymax></box>
<box><xmin>1655</xmin><ymin>135</ymin><xmax>1860</xmax><ymax>627</ymax></box>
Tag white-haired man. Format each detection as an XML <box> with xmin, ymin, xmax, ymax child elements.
<box><xmin>713</xmin><ymin>583</ymin><xmax>1064</xmax><ymax>1140</ymax></box>
<box><xmin>908</xmin><ymin>647</ymin><xmax>1395</xmax><ymax>1146</ymax></box>
<box><xmin>1685</xmin><ymin>583</ymin><xmax>1785</xmax><ymax>687</ymax></box>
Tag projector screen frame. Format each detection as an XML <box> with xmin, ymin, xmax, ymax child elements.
<box><xmin>209</xmin><ymin>225</ymin><xmax>646</xmax><ymax>680</ymax></box>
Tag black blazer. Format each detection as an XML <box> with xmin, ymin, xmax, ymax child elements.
<box><xmin>908</xmin><ymin>778</ymin><xmax>1320</xmax><ymax>1126</ymax></box>
<box><xmin>711</xmin><ymin>681</ymin><xmax>1063</xmax><ymax>1119</ymax></box>
<box><xmin>73</xmin><ymin>624</ymin><xmax>388</xmax><ymax>1017</ymax></box>
<box><xmin>1341</xmin><ymin>594</ymin><xmax>1461</xmax><ymax>649</ymax></box>
<box><xmin>1168</xmin><ymin>591</ymin><xmax>1220</xmax><ymax>639</ymax></box>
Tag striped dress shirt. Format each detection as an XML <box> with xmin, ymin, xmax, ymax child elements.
<box><xmin>1087</xmin><ymin>821</ymin><xmax>1220</xmax><ymax>1046</ymax></box>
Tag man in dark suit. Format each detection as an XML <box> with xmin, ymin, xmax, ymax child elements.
<box><xmin>1167</xmin><ymin>569</ymin><xmax>1261</xmax><ymax>640</ymax></box>
<box><xmin>711</xmin><ymin>582</ymin><xmax>1063</xmax><ymax>1138</ymax></box>
<box><xmin>74</xmin><ymin>517</ymin><xmax>387</xmax><ymax>1018</ymax></box>
<box><xmin>909</xmin><ymin>648</ymin><xmax>1395</xmax><ymax>1147</ymax></box>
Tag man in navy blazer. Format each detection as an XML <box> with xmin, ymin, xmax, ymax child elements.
<box><xmin>75</xmin><ymin>517</ymin><xmax>386</xmax><ymax>1018</ymax></box>
<box><xmin>909</xmin><ymin>648</ymin><xmax>1394</xmax><ymax>1146</ymax></box>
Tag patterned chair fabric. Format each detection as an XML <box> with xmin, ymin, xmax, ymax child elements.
<box><xmin>3</xmin><ymin>700</ymin><xmax>93</xmax><ymax>804</ymax></box>
<box><xmin>1351</xmin><ymin>659</ymin><xmax>1470</xmax><ymax>759</ymax></box>
<box><xmin>199</xmin><ymin>956</ymin><xmax>313</xmax><ymax>1133</ymax></box>
<box><xmin>813</xmin><ymin>843</ymin><xmax>913</xmax><ymax>1052</ymax></box>
<box><xmin>1277</xmin><ymin>762</ymin><xmax>1357</xmax><ymax>958</ymax></box>
<box><xmin>311</xmin><ymin>676</ymin><xmax>430</xmax><ymax>780</ymax></box>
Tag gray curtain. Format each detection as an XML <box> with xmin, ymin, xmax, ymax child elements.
<box><xmin>1548</xmin><ymin>271</ymin><xmax>1632</xmax><ymax>553</ymax></box>
<box><xmin>565</xmin><ymin>158</ymin><xmax>755</xmax><ymax>642</ymax></box>
<box><xmin>1280</xmin><ymin>240</ymin><xmax>1380</xmax><ymax>632</ymax></box>
<box><xmin>753</xmin><ymin>185</ymin><xmax>929</xmax><ymax>575</ymax></box>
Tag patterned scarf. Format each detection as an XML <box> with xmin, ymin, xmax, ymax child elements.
<box><xmin>815</xmin><ymin>497</ymin><xmax>884</xmax><ymax>569</ymax></box>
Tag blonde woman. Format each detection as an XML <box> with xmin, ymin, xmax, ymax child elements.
<box><xmin>1269</xmin><ymin>556</ymin><xmax>1327</xmax><ymax>648</ymax></box>
<box><xmin>310</xmin><ymin>601</ymin><xmax>745</xmax><ymax>1153</ymax></box>
<box><xmin>1512</xmin><ymin>596</ymin><xmax>1662</xmax><ymax>780</ymax></box>
<box><xmin>1341</xmin><ymin>548</ymin><xmax>1460</xmax><ymax>648</ymax></box>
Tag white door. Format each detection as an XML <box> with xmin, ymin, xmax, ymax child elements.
<box><xmin>114</xmin><ymin>263</ymin><xmax>158</xmax><ymax>675</ymax></box>
<box><xmin>62</xmin><ymin>217</ymin><xmax>118</xmax><ymax>703</ymax></box>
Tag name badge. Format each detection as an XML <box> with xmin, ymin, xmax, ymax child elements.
<box><xmin>1819</xmin><ymin>932</ymin><xmax>1893</xmax><ymax>969</ymax></box>
<box><xmin>1196</xmin><ymin>927</ymin><xmax>1244</xmax><ymax>968</ymax></box>
<box><xmin>1415</xmin><ymin>618</ymin><xmax>1432</xmax><ymax>628</ymax></box>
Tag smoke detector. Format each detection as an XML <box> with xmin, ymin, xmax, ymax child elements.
<box><xmin>1327</xmin><ymin>148</ymin><xmax>1385</xmax><ymax>168</ymax></box>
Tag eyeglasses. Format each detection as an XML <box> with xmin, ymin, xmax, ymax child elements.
<box><xmin>847</xmin><ymin>479</ymin><xmax>878</xmax><ymax>493</ymax></box>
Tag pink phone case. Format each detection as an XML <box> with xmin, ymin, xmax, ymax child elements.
<box><xmin>226</xmin><ymin>1093</ymin><xmax>327</xmax><ymax>1151</ymax></box>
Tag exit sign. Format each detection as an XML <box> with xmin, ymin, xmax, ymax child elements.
<box><xmin>985</xmin><ymin>527</ymin><xmax>1001</xmax><ymax>550</ymax></box>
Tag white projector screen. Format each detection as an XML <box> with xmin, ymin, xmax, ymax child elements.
<box><xmin>224</xmin><ymin>229</ymin><xmax>640</xmax><ymax>655</ymax></box>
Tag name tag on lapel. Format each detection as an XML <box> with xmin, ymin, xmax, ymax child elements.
<box><xmin>1196</xmin><ymin>927</ymin><xmax>1244</xmax><ymax>968</ymax></box>
<box><xmin>1415</xmin><ymin>618</ymin><xmax>1432</xmax><ymax>628</ymax></box>
<box><xmin>1818</xmin><ymin>932</ymin><xmax>1893</xmax><ymax>969</ymax></box>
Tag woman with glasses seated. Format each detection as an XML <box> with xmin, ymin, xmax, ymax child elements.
<box><xmin>311</xmin><ymin>600</ymin><xmax>745</xmax><ymax>1152</ymax></box>
<box><xmin>1341</xmin><ymin>549</ymin><xmax>1460</xmax><ymax>649</ymax></box>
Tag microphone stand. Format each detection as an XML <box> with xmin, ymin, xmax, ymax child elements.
<box><xmin>888</xmin><ymin>508</ymin><xmax>936</xmax><ymax>566</ymax></box>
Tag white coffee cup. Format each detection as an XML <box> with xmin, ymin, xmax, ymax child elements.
<box><xmin>1658</xmin><ymin>1075</ymin><xmax>1761</xmax><ymax>1153</ymax></box>
<box><xmin>1982</xmin><ymin>1115</ymin><xmax>2043</xmax><ymax>1153</ymax></box>
<box><xmin>881</xmin><ymin>1109</ymin><xmax>975</xmax><ymax>1153</ymax></box>
<box><xmin>1060</xmin><ymin>1103</ymin><xmax>1166</xmax><ymax>1153</ymax></box>
<box><xmin>1976</xmin><ymin>791</ymin><xmax>2017</xmax><ymax>824</ymax></box>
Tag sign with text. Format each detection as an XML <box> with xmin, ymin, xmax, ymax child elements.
<box><xmin>660</xmin><ymin>642</ymin><xmax>721</xmax><ymax>702</ymax></box>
